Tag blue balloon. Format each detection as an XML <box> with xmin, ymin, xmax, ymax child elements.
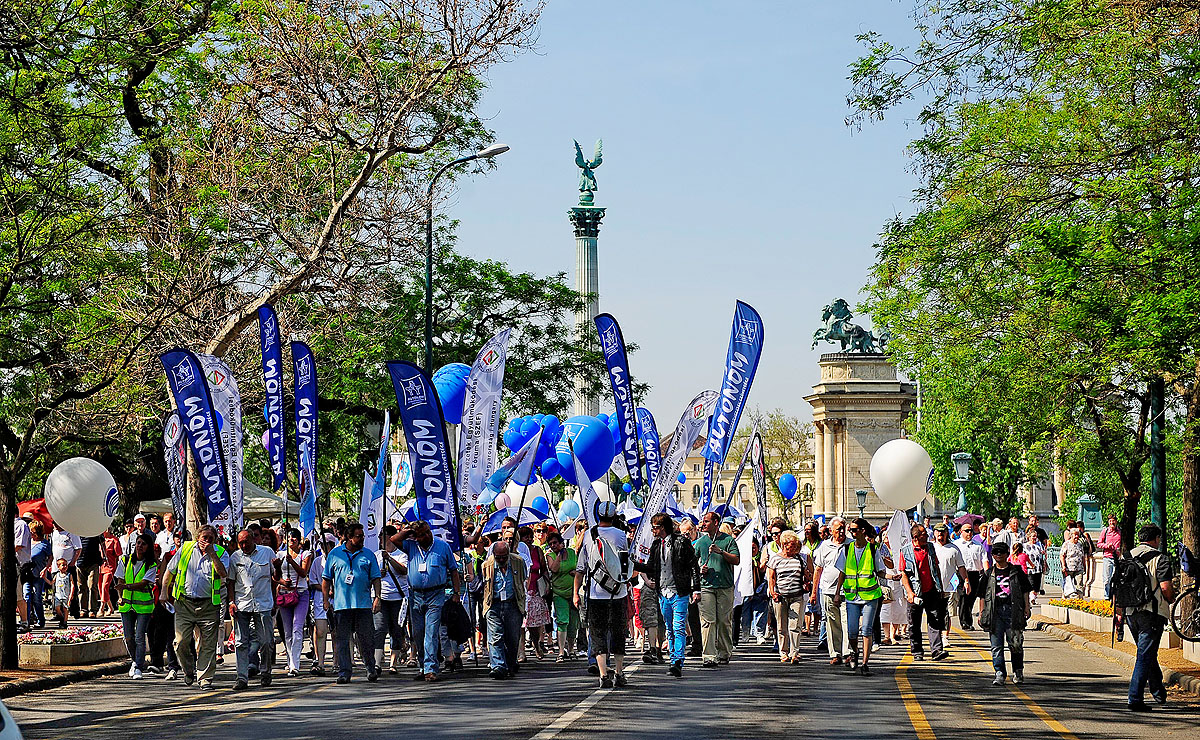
<box><xmin>622</xmin><ymin>482</ymin><xmax>632</xmax><ymax>493</ymax></box>
<box><xmin>555</xmin><ymin>416</ymin><xmax>616</xmax><ymax>485</ymax></box>
<box><xmin>540</xmin><ymin>458</ymin><xmax>562</xmax><ymax>480</ymax></box>
<box><xmin>559</xmin><ymin>499</ymin><xmax>581</xmax><ymax>520</ymax></box>
<box><xmin>778</xmin><ymin>473</ymin><xmax>799</xmax><ymax>501</ymax></box>
<box><xmin>677</xmin><ymin>472</ymin><xmax>687</xmax><ymax>485</ymax></box>
<box><xmin>530</xmin><ymin>496</ymin><xmax>551</xmax><ymax>516</ymax></box>
<box><xmin>431</xmin><ymin>363</ymin><xmax>471</xmax><ymax>424</ymax></box>
<box><xmin>597</xmin><ymin>413</ymin><xmax>609</xmax><ymax>425</ymax></box>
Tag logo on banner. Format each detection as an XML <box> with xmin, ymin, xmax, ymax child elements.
<box><xmin>165</xmin><ymin>415</ymin><xmax>183</xmax><ymax>445</ymax></box>
<box><xmin>296</xmin><ymin>356</ymin><xmax>312</xmax><ymax>388</ymax></box>
<box><xmin>262</xmin><ymin>315</ymin><xmax>277</xmax><ymax>348</ymax></box>
<box><xmin>205</xmin><ymin>367</ymin><xmax>228</xmax><ymax>388</ymax></box>
<box><xmin>601</xmin><ymin>325</ymin><xmax>620</xmax><ymax>356</ymax></box>
<box><xmin>401</xmin><ymin>377</ymin><xmax>427</xmax><ymax>409</ymax></box>
<box><xmin>692</xmin><ymin>402</ymin><xmax>706</xmax><ymax>419</ymax></box>
<box><xmin>481</xmin><ymin>348</ymin><xmax>500</xmax><ymax>369</ymax></box>
<box><xmin>752</xmin><ymin>436</ymin><xmax>762</xmax><ymax>460</ymax></box>
<box><xmin>926</xmin><ymin>468</ymin><xmax>935</xmax><ymax>495</ymax></box>
<box><xmin>104</xmin><ymin>486</ymin><xmax>120</xmax><ymax>517</ymax></box>
<box><xmin>172</xmin><ymin>359</ymin><xmax>195</xmax><ymax>387</ymax></box>
<box><xmin>393</xmin><ymin>459</ymin><xmax>411</xmax><ymax>489</ymax></box>
<box><xmin>735</xmin><ymin>314</ymin><xmax>761</xmax><ymax>345</ymax></box>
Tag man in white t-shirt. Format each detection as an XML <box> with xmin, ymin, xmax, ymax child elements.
<box><xmin>932</xmin><ymin>523</ymin><xmax>970</xmax><ymax>648</ymax></box>
<box><xmin>14</xmin><ymin>514</ymin><xmax>32</xmax><ymax>630</ymax></box>
<box><xmin>228</xmin><ymin>529</ymin><xmax>277</xmax><ymax>690</ymax></box>
<box><xmin>956</xmin><ymin>522</ymin><xmax>988</xmax><ymax>630</ymax></box>
<box><xmin>574</xmin><ymin>502</ymin><xmax>631</xmax><ymax>689</ymax></box>
<box><xmin>51</xmin><ymin>522</ymin><xmax>82</xmax><ymax>566</ymax></box>
<box><xmin>810</xmin><ymin>516</ymin><xmax>848</xmax><ymax>663</ymax></box>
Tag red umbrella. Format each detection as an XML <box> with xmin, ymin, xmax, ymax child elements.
<box><xmin>17</xmin><ymin>498</ymin><xmax>53</xmax><ymax>533</ymax></box>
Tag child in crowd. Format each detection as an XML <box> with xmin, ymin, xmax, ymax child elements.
<box><xmin>49</xmin><ymin>557</ymin><xmax>77</xmax><ymax>629</ymax></box>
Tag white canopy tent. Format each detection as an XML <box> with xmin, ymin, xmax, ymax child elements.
<box><xmin>140</xmin><ymin>477</ymin><xmax>300</xmax><ymax>520</ymax></box>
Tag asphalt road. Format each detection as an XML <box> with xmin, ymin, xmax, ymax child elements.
<box><xmin>6</xmin><ymin>626</ymin><xmax>1200</xmax><ymax>739</ymax></box>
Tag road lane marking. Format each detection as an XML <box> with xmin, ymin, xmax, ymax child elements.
<box><xmin>212</xmin><ymin>682</ymin><xmax>336</xmax><ymax>725</ymax></box>
<box><xmin>951</xmin><ymin>626</ymin><xmax>1080</xmax><ymax>740</ymax></box>
<box><xmin>894</xmin><ymin>652</ymin><xmax>937</xmax><ymax>740</ymax></box>
<box><xmin>532</xmin><ymin>663</ymin><xmax>643</xmax><ymax>740</ymax></box>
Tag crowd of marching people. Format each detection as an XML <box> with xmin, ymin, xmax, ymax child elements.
<box><xmin>11</xmin><ymin>504</ymin><xmax>1175</xmax><ymax>708</ymax></box>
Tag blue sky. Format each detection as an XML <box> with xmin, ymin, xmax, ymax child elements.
<box><xmin>451</xmin><ymin>1</ymin><xmax>923</xmax><ymax>426</ymax></box>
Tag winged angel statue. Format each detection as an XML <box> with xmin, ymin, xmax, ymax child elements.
<box><xmin>574</xmin><ymin>139</ymin><xmax>602</xmax><ymax>204</ymax></box>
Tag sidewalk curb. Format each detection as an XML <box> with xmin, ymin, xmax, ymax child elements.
<box><xmin>0</xmin><ymin>660</ymin><xmax>128</xmax><ymax>700</ymax></box>
<box><xmin>1034</xmin><ymin>620</ymin><xmax>1200</xmax><ymax>697</ymax></box>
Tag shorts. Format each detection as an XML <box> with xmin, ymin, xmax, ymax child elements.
<box><xmin>311</xmin><ymin>589</ymin><xmax>327</xmax><ymax>621</ymax></box>
<box><xmin>586</xmin><ymin>596</ymin><xmax>628</xmax><ymax>655</ymax></box>
<box><xmin>53</xmin><ymin>597</ymin><xmax>69</xmax><ymax>610</ymax></box>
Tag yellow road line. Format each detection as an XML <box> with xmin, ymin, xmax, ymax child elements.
<box><xmin>894</xmin><ymin>652</ymin><xmax>937</xmax><ymax>740</ymax></box>
<box><xmin>951</xmin><ymin>626</ymin><xmax>1080</xmax><ymax>740</ymax></box>
<box><xmin>211</xmin><ymin>682</ymin><xmax>335</xmax><ymax>726</ymax></box>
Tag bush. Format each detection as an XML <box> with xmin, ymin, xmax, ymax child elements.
<box><xmin>1048</xmin><ymin>598</ymin><xmax>1113</xmax><ymax>618</ymax></box>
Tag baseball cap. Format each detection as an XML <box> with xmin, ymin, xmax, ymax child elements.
<box><xmin>596</xmin><ymin>501</ymin><xmax>617</xmax><ymax>519</ymax></box>
<box><xmin>932</xmin><ymin>522</ymin><xmax>948</xmax><ymax>533</ymax></box>
<box><xmin>19</xmin><ymin>511</ymin><xmax>34</xmax><ymax>521</ymax></box>
<box><xmin>134</xmin><ymin>513</ymin><xmax>147</xmax><ymax>521</ymax></box>
<box><xmin>990</xmin><ymin>541</ymin><xmax>1010</xmax><ymax>556</ymax></box>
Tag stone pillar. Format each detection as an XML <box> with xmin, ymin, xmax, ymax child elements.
<box><xmin>568</xmin><ymin>206</ymin><xmax>605</xmax><ymax>418</ymax></box>
<box><xmin>813</xmin><ymin>422</ymin><xmax>826</xmax><ymax>515</ymax></box>
<box><xmin>822</xmin><ymin>421</ymin><xmax>835</xmax><ymax>516</ymax></box>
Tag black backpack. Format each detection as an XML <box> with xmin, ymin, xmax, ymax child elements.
<box><xmin>1111</xmin><ymin>550</ymin><xmax>1158</xmax><ymax>610</ymax></box>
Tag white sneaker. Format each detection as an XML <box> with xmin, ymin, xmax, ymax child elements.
<box><xmin>131</xmin><ymin>668</ymin><xmax>143</xmax><ymax>679</ymax></box>
<box><xmin>756</xmin><ymin>636</ymin><xmax>768</xmax><ymax>645</ymax></box>
<box><xmin>128</xmin><ymin>664</ymin><xmax>137</xmax><ymax>678</ymax></box>
<box><xmin>165</xmin><ymin>669</ymin><xmax>178</xmax><ymax>680</ymax></box>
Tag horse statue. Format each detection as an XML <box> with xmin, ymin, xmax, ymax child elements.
<box><xmin>811</xmin><ymin>298</ymin><xmax>886</xmax><ymax>353</ymax></box>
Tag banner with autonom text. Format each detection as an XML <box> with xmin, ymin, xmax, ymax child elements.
<box><xmin>198</xmin><ymin>354</ymin><xmax>244</xmax><ymax>533</ymax></box>
<box><xmin>387</xmin><ymin>361</ymin><xmax>460</xmax><ymax>549</ymax></box>
<box><xmin>703</xmin><ymin>301</ymin><xmax>764</xmax><ymax>466</ymax></box>
<box><xmin>699</xmin><ymin>417</ymin><xmax>716</xmax><ymax>513</ymax></box>
<box><xmin>457</xmin><ymin>328</ymin><xmax>511</xmax><ymax>509</ymax></box>
<box><xmin>721</xmin><ymin>417</ymin><xmax>760</xmax><ymax>512</ymax></box>
<box><xmin>635</xmin><ymin>407</ymin><xmax>661</xmax><ymax>491</ymax></box>
<box><xmin>594</xmin><ymin>314</ymin><xmax>644</xmax><ymax>492</ymax></box>
<box><xmin>162</xmin><ymin>411</ymin><xmax>186</xmax><ymax>529</ymax></box>
<box><xmin>298</xmin><ymin>441</ymin><xmax>317</xmax><ymax>538</ymax></box>
<box><xmin>160</xmin><ymin>348</ymin><xmax>232</xmax><ymax>523</ymax></box>
<box><xmin>632</xmin><ymin>389</ymin><xmax>719</xmax><ymax>563</ymax></box>
<box><xmin>258</xmin><ymin>305</ymin><xmax>287</xmax><ymax>492</ymax></box>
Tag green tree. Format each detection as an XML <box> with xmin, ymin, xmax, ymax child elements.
<box><xmin>849</xmin><ymin>0</ymin><xmax>1200</xmax><ymax>554</ymax></box>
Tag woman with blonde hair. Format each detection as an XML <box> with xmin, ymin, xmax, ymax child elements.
<box><xmin>767</xmin><ymin>530</ymin><xmax>812</xmax><ymax>663</ymax></box>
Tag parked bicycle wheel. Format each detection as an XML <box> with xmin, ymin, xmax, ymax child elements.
<box><xmin>1171</xmin><ymin>585</ymin><xmax>1200</xmax><ymax>642</ymax></box>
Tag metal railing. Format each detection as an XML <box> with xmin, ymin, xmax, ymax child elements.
<box><xmin>1045</xmin><ymin>545</ymin><xmax>1062</xmax><ymax>587</ymax></box>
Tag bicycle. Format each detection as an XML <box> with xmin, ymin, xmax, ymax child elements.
<box><xmin>1170</xmin><ymin>543</ymin><xmax>1200</xmax><ymax>642</ymax></box>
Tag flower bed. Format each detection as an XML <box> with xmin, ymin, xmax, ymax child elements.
<box><xmin>18</xmin><ymin>624</ymin><xmax>127</xmax><ymax>666</ymax></box>
<box><xmin>1048</xmin><ymin>599</ymin><xmax>1114</xmax><ymax>618</ymax></box>
<box><xmin>18</xmin><ymin>624</ymin><xmax>123</xmax><ymax>646</ymax></box>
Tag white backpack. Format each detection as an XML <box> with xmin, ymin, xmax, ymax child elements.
<box><xmin>586</xmin><ymin>526</ymin><xmax>633</xmax><ymax>595</ymax></box>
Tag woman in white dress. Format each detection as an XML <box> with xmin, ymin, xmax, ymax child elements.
<box><xmin>879</xmin><ymin>534</ymin><xmax>909</xmax><ymax>644</ymax></box>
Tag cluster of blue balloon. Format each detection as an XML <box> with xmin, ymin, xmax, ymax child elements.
<box><xmin>431</xmin><ymin>363</ymin><xmax>472</xmax><ymax>423</ymax></box>
<box><xmin>496</xmin><ymin>413</ymin><xmax>618</xmax><ymax>488</ymax></box>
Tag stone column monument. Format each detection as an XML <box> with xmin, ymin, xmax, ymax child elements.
<box><xmin>805</xmin><ymin>299</ymin><xmax>916</xmax><ymax>519</ymax></box>
<box><xmin>568</xmin><ymin>139</ymin><xmax>604</xmax><ymax>417</ymax></box>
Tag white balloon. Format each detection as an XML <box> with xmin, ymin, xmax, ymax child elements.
<box><xmin>869</xmin><ymin>439</ymin><xmax>934</xmax><ymax>511</ymax></box>
<box><xmin>505</xmin><ymin>477</ymin><xmax>552</xmax><ymax>506</ymax></box>
<box><xmin>592</xmin><ymin>480</ymin><xmax>613</xmax><ymax>503</ymax></box>
<box><xmin>493</xmin><ymin>491</ymin><xmax>512</xmax><ymax>509</ymax></box>
<box><xmin>44</xmin><ymin>457</ymin><xmax>120</xmax><ymax>536</ymax></box>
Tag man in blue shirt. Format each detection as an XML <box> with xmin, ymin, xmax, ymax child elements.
<box><xmin>322</xmin><ymin>522</ymin><xmax>382</xmax><ymax>683</ymax></box>
<box><xmin>392</xmin><ymin>521</ymin><xmax>462</xmax><ymax>682</ymax></box>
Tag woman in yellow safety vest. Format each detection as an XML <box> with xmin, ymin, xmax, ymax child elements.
<box><xmin>116</xmin><ymin>532</ymin><xmax>159</xmax><ymax>679</ymax></box>
<box><xmin>832</xmin><ymin>517</ymin><xmax>887</xmax><ymax>677</ymax></box>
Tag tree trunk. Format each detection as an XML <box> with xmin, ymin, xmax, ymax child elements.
<box><xmin>1180</xmin><ymin>360</ymin><xmax>1200</xmax><ymax>585</ymax></box>
<box><xmin>1</xmin><ymin>472</ymin><xmax>20</xmax><ymax>669</ymax></box>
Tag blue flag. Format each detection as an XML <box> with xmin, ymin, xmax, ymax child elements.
<box><xmin>699</xmin><ymin>435</ymin><xmax>716</xmax><ymax>513</ymax></box>
<box><xmin>634</xmin><ymin>407</ymin><xmax>661</xmax><ymax>491</ymax></box>
<box><xmin>298</xmin><ymin>441</ymin><xmax>317</xmax><ymax>538</ymax></box>
<box><xmin>387</xmin><ymin>361</ymin><xmax>460</xmax><ymax>549</ymax></box>
<box><xmin>160</xmin><ymin>348</ymin><xmax>232</xmax><ymax>522</ymax></box>
<box><xmin>594</xmin><ymin>314</ymin><xmax>643</xmax><ymax>492</ymax></box>
<box><xmin>704</xmin><ymin>301</ymin><xmax>764</xmax><ymax>465</ymax></box>
<box><xmin>291</xmin><ymin>341</ymin><xmax>319</xmax><ymax>479</ymax></box>
<box><xmin>258</xmin><ymin>305</ymin><xmax>286</xmax><ymax>492</ymax></box>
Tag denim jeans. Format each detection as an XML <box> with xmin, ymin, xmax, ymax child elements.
<box><xmin>331</xmin><ymin>608</ymin><xmax>375</xmax><ymax>679</ymax></box>
<box><xmin>234</xmin><ymin>610</ymin><xmax>275</xmax><ymax>681</ymax></box>
<box><xmin>659</xmin><ymin>594</ymin><xmax>690</xmax><ymax>664</ymax></box>
<box><xmin>741</xmin><ymin>595</ymin><xmax>769</xmax><ymax>638</ymax></box>
<box><xmin>23</xmin><ymin>579</ymin><xmax>45</xmax><ymax>627</ymax></box>
<box><xmin>410</xmin><ymin>589</ymin><xmax>447</xmax><ymax>675</ymax></box>
<box><xmin>1127</xmin><ymin>611</ymin><xmax>1167</xmax><ymax>705</ymax></box>
<box><xmin>1102</xmin><ymin>558</ymin><xmax>1116</xmax><ymax>600</ymax></box>
<box><xmin>987</xmin><ymin>603</ymin><xmax>1024</xmax><ymax>676</ymax></box>
<box><xmin>487</xmin><ymin>600</ymin><xmax>522</xmax><ymax>671</ymax></box>
<box><xmin>120</xmin><ymin>610</ymin><xmax>151</xmax><ymax>669</ymax></box>
<box><xmin>846</xmin><ymin>598</ymin><xmax>882</xmax><ymax>641</ymax></box>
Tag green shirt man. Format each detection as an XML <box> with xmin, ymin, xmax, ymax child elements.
<box><xmin>694</xmin><ymin>529</ymin><xmax>739</xmax><ymax>590</ymax></box>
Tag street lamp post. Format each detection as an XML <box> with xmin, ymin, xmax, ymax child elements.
<box><xmin>952</xmin><ymin>451</ymin><xmax>973</xmax><ymax>517</ymax></box>
<box><xmin>855</xmin><ymin>489</ymin><xmax>868</xmax><ymax>520</ymax></box>
<box><xmin>424</xmin><ymin>143</ymin><xmax>510</xmax><ymax>372</ymax></box>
